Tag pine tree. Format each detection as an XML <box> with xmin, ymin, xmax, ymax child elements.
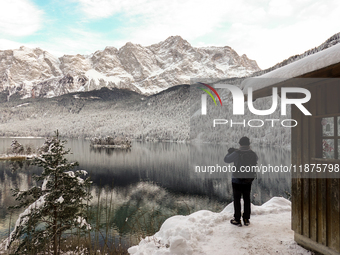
<box><xmin>6</xmin><ymin>131</ymin><xmax>92</xmax><ymax>254</ymax></box>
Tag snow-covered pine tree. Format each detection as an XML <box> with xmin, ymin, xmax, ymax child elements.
<box><xmin>6</xmin><ymin>131</ymin><xmax>92</xmax><ymax>254</ymax></box>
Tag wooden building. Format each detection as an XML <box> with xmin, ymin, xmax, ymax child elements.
<box><xmin>244</xmin><ymin>43</ymin><xmax>340</xmax><ymax>255</ymax></box>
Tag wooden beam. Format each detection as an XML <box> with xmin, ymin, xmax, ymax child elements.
<box><xmin>295</xmin><ymin>233</ymin><xmax>340</xmax><ymax>255</ymax></box>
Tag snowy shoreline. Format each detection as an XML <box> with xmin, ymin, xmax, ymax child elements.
<box><xmin>128</xmin><ymin>197</ymin><xmax>311</xmax><ymax>255</ymax></box>
<box><xmin>0</xmin><ymin>136</ymin><xmax>291</xmax><ymax>149</ymax></box>
<box><xmin>0</xmin><ymin>154</ymin><xmax>28</xmax><ymax>160</ymax></box>
<box><xmin>0</xmin><ymin>137</ymin><xmax>45</xmax><ymax>139</ymax></box>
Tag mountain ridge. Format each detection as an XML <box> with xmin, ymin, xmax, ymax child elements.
<box><xmin>0</xmin><ymin>36</ymin><xmax>260</xmax><ymax>100</ymax></box>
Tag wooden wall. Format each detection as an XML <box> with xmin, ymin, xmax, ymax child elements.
<box><xmin>291</xmin><ymin>80</ymin><xmax>340</xmax><ymax>255</ymax></box>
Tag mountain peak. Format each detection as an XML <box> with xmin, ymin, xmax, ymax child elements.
<box><xmin>121</xmin><ymin>41</ymin><xmax>144</xmax><ymax>49</ymax></box>
<box><xmin>16</xmin><ymin>46</ymin><xmax>44</xmax><ymax>55</ymax></box>
<box><xmin>124</xmin><ymin>42</ymin><xmax>135</xmax><ymax>47</ymax></box>
<box><xmin>163</xmin><ymin>35</ymin><xmax>191</xmax><ymax>48</ymax></box>
<box><xmin>147</xmin><ymin>36</ymin><xmax>193</xmax><ymax>56</ymax></box>
<box><xmin>166</xmin><ymin>35</ymin><xmax>186</xmax><ymax>42</ymax></box>
<box><xmin>104</xmin><ymin>46</ymin><xmax>118</xmax><ymax>52</ymax></box>
<box><xmin>19</xmin><ymin>45</ymin><xmax>30</xmax><ymax>51</ymax></box>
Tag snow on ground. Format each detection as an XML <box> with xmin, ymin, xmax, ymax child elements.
<box><xmin>128</xmin><ymin>197</ymin><xmax>312</xmax><ymax>255</ymax></box>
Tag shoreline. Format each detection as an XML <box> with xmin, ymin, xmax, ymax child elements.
<box><xmin>0</xmin><ymin>155</ymin><xmax>28</xmax><ymax>161</ymax></box>
<box><xmin>0</xmin><ymin>136</ymin><xmax>292</xmax><ymax>150</ymax></box>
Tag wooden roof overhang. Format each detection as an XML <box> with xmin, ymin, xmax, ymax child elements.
<box><xmin>248</xmin><ymin>61</ymin><xmax>340</xmax><ymax>101</ymax></box>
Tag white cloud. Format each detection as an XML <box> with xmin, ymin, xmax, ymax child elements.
<box><xmin>2</xmin><ymin>0</ymin><xmax>339</xmax><ymax>71</ymax></box>
<box><xmin>73</xmin><ymin>0</ymin><xmax>340</xmax><ymax>68</ymax></box>
<box><xmin>35</xmin><ymin>28</ymin><xmax>122</xmax><ymax>57</ymax></box>
<box><xmin>268</xmin><ymin>0</ymin><xmax>293</xmax><ymax>17</ymax></box>
<box><xmin>0</xmin><ymin>0</ymin><xmax>43</xmax><ymax>36</ymax></box>
<box><xmin>80</xmin><ymin>0</ymin><xmax>244</xmax><ymax>46</ymax></box>
<box><xmin>0</xmin><ymin>39</ymin><xmax>23</xmax><ymax>50</ymax></box>
<box><xmin>0</xmin><ymin>27</ymin><xmax>116</xmax><ymax>59</ymax></box>
<box><xmin>222</xmin><ymin>0</ymin><xmax>340</xmax><ymax>68</ymax></box>
<box><xmin>75</xmin><ymin>0</ymin><xmax>142</xmax><ymax>19</ymax></box>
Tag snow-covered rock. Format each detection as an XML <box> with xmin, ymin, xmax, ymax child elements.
<box><xmin>0</xmin><ymin>36</ymin><xmax>260</xmax><ymax>99</ymax></box>
<box><xmin>128</xmin><ymin>197</ymin><xmax>311</xmax><ymax>255</ymax></box>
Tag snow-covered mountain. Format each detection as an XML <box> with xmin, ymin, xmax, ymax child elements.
<box><xmin>0</xmin><ymin>36</ymin><xmax>260</xmax><ymax>99</ymax></box>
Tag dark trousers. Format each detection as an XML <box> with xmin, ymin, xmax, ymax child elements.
<box><xmin>232</xmin><ymin>182</ymin><xmax>252</xmax><ymax>221</ymax></box>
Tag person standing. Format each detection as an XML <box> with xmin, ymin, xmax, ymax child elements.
<box><xmin>224</xmin><ymin>137</ymin><xmax>258</xmax><ymax>227</ymax></box>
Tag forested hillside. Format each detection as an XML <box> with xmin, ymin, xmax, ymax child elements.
<box><xmin>0</xmin><ymin>83</ymin><xmax>290</xmax><ymax>147</ymax></box>
<box><xmin>0</xmin><ymin>86</ymin><xmax>190</xmax><ymax>141</ymax></box>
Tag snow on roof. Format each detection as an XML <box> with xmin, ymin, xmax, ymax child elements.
<box><xmin>242</xmin><ymin>43</ymin><xmax>340</xmax><ymax>93</ymax></box>
<box><xmin>128</xmin><ymin>197</ymin><xmax>311</xmax><ymax>255</ymax></box>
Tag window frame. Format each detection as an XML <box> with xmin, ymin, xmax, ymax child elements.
<box><xmin>315</xmin><ymin>114</ymin><xmax>340</xmax><ymax>160</ymax></box>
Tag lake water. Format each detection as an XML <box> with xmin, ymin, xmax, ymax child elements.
<box><xmin>0</xmin><ymin>138</ymin><xmax>291</xmax><ymax>247</ymax></box>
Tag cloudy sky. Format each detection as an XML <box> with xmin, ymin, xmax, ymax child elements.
<box><xmin>0</xmin><ymin>0</ymin><xmax>339</xmax><ymax>69</ymax></box>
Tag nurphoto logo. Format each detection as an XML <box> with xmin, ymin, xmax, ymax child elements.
<box><xmin>200</xmin><ymin>83</ymin><xmax>311</xmax><ymax>116</ymax></box>
<box><xmin>197</xmin><ymin>82</ymin><xmax>223</xmax><ymax>115</ymax></box>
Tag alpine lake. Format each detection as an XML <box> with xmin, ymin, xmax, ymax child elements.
<box><xmin>0</xmin><ymin>138</ymin><xmax>291</xmax><ymax>249</ymax></box>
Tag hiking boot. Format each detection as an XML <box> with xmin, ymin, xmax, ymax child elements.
<box><xmin>243</xmin><ymin>219</ymin><xmax>250</xmax><ymax>226</ymax></box>
<box><xmin>230</xmin><ymin>218</ymin><xmax>242</xmax><ymax>227</ymax></box>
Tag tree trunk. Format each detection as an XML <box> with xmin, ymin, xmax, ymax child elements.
<box><xmin>54</xmin><ymin>160</ymin><xmax>58</xmax><ymax>255</ymax></box>
<box><xmin>54</xmin><ymin>212</ymin><xmax>57</xmax><ymax>255</ymax></box>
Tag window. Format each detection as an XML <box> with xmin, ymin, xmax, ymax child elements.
<box><xmin>320</xmin><ymin>116</ymin><xmax>340</xmax><ymax>159</ymax></box>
